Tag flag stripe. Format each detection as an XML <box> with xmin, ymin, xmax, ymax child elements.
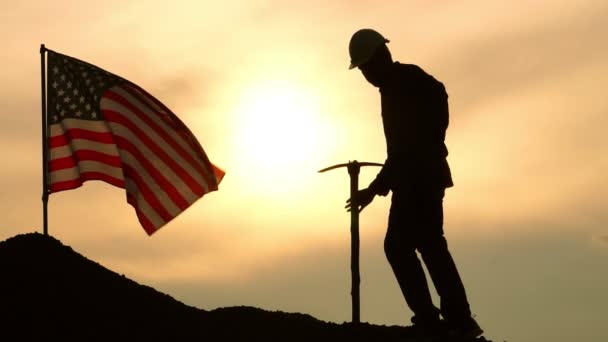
<box><xmin>48</xmin><ymin>121</ymin><xmax>124</xmax><ymax>189</ymax></box>
<box><xmin>49</xmin><ymin>150</ymin><xmax>122</xmax><ymax>171</ymax></box>
<box><xmin>49</xmin><ymin>134</ymin><xmax>69</xmax><ymax>148</ymax></box>
<box><xmin>50</xmin><ymin>138</ymin><xmax>121</xmax><ymax>160</ymax></box>
<box><xmin>49</xmin><ymin>156</ymin><xmax>77</xmax><ymax>171</ymax></box>
<box><xmin>124</xmin><ymin>178</ymin><xmax>165</xmax><ymax>232</ymax></box>
<box><xmin>122</xmin><ymin>83</ymin><xmax>217</xmax><ymax>185</ymax></box>
<box><xmin>50</xmin><ymin>128</ymin><xmax>115</xmax><ymax>147</ymax></box>
<box><xmin>112</xmin><ymin>135</ymin><xmax>188</xmax><ymax>214</ymax></box>
<box><xmin>103</xmin><ymin>108</ymin><xmax>206</xmax><ymax>197</ymax></box>
<box><xmin>101</xmin><ymin>94</ymin><xmax>210</xmax><ymax>195</ymax></box>
<box><xmin>50</xmin><ymin>171</ymin><xmax>126</xmax><ymax>192</ymax></box>
<box><xmin>104</xmin><ymin>110</ymin><xmax>201</xmax><ymax>201</ymax></box>
<box><xmin>48</xmin><ymin>120</ymin><xmax>113</xmax><ymax>152</ymax></box>
<box><xmin>50</xmin><ymin>118</ymin><xmax>111</xmax><ymax>135</ymax></box>
<box><xmin>117</xmin><ymin>148</ymin><xmax>182</xmax><ymax>217</ymax></box>
<box><xmin>122</xmin><ymin>163</ymin><xmax>173</xmax><ymax>222</ymax></box>
<box><xmin>105</xmin><ymin>116</ymin><xmax>201</xmax><ymax>209</ymax></box>
<box><xmin>105</xmin><ymin>87</ymin><xmax>198</xmax><ymax>164</ymax></box>
<box><xmin>103</xmin><ymin>87</ymin><xmax>215</xmax><ymax>189</ymax></box>
<box><xmin>124</xmin><ymin>83</ymin><xmax>210</xmax><ymax>160</ymax></box>
<box><xmin>50</xmin><ymin>159</ymin><xmax>124</xmax><ymax>183</ymax></box>
<box><xmin>126</xmin><ymin>191</ymin><xmax>158</xmax><ymax>235</ymax></box>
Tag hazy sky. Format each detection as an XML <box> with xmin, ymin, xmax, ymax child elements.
<box><xmin>1</xmin><ymin>1</ymin><xmax>607</xmax><ymax>341</ymax></box>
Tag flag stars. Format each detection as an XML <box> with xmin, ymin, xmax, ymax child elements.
<box><xmin>48</xmin><ymin>53</ymin><xmax>122</xmax><ymax>123</ymax></box>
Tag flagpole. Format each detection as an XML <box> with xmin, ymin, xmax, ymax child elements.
<box><xmin>40</xmin><ymin>44</ymin><xmax>49</xmax><ymax>236</ymax></box>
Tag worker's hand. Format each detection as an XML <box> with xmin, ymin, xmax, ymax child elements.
<box><xmin>345</xmin><ymin>187</ymin><xmax>376</xmax><ymax>213</ymax></box>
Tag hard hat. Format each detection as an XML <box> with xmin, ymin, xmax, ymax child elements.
<box><xmin>348</xmin><ymin>29</ymin><xmax>390</xmax><ymax>70</ymax></box>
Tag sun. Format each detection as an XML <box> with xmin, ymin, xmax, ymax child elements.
<box><xmin>230</xmin><ymin>79</ymin><xmax>329</xmax><ymax>196</ymax></box>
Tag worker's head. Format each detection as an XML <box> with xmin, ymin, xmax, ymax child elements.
<box><xmin>348</xmin><ymin>29</ymin><xmax>393</xmax><ymax>87</ymax></box>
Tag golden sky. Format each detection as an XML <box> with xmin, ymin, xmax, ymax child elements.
<box><xmin>1</xmin><ymin>1</ymin><xmax>607</xmax><ymax>341</ymax></box>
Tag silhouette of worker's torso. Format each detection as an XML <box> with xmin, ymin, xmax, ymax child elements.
<box><xmin>377</xmin><ymin>62</ymin><xmax>453</xmax><ymax>191</ymax></box>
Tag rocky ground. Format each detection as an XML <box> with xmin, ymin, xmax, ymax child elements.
<box><xmin>0</xmin><ymin>233</ymin><xmax>493</xmax><ymax>341</ymax></box>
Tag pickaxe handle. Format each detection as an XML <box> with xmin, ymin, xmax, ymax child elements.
<box><xmin>318</xmin><ymin>160</ymin><xmax>383</xmax><ymax>324</ymax></box>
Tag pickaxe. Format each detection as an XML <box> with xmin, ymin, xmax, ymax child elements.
<box><xmin>318</xmin><ymin>160</ymin><xmax>383</xmax><ymax>324</ymax></box>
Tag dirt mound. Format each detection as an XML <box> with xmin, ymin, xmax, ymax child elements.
<box><xmin>0</xmin><ymin>233</ymin><xmax>491</xmax><ymax>341</ymax></box>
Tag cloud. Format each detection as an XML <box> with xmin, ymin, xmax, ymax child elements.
<box><xmin>140</xmin><ymin>71</ymin><xmax>211</xmax><ymax>112</ymax></box>
<box><xmin>595</xmin><ymin>235</ymin><xmax>608</xmax><ymax>245</ymax></box>
<box><xmin>433</xmin><ymin>2</ymin><xmax>608</xmax><ymax>118</ymax></box>
<box><xmin>422</xmin><ymin>2</ymin><xmax>608</xmax><ymax>229</ymax></box>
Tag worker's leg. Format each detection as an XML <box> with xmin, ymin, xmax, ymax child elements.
<box><xmin>384</xmin><ymin>190</ymin><xmax>440</xmax><ymax>324</ymax></box>
<box><xmin>414</xmin><ymin>187</ymin><xmax>472</xmax><ymax>322</ymax></box>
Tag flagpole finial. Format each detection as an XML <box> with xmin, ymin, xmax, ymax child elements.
<box><xmin>40</xmin><ymin>44</ymin><xmax>46</xmax><ymax>54</ymax></box>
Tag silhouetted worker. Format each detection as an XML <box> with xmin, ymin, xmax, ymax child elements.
<box><xmin>345</xmin><ymin>29</ymin><xmax>483</xmax><ymax>340</ymax></box>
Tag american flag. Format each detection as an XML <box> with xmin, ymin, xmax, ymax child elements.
<box><xmin>46</xmin><ymin>50</ymin><xmax>224</xmax><ymax>235</ymax></box>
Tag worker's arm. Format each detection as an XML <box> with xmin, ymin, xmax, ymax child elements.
<box><xmin>368</xmin><ymin>160</ymin><xmax>392</xmax><ymax>196</ymax></box>
<box><xmin>345</xmin><ymin>187</ymin><xmax>376</xmax><ymax>213</ymax></box>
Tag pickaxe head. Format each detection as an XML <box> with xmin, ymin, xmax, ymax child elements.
<box><xmin>318</xmin><ymin>160</ymin><xmax>383</xmax><ymax>175</ymax></box>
